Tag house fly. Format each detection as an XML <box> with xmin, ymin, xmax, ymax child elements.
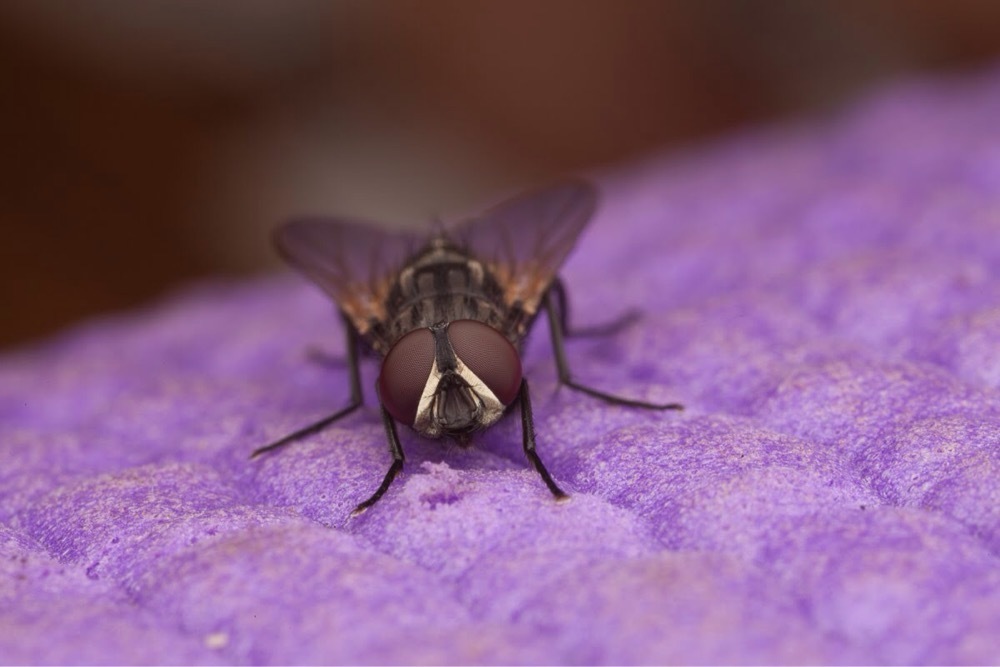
<box><xmin>252</xmin><ymin>180</ymin><xmax>682</xmax><ymax>515</ymax></box>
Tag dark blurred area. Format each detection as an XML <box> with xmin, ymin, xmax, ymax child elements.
<box><xmin>3</xmin><ymin>0</ymin><xmax>1000</xmax><ymax>351</ymax></box>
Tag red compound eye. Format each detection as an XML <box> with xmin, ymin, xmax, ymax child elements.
<box><xmin>378</xmin><ymin>328</ymin><xmax>435</xmax><ymax>425</ymax></box>
<box><xmin>447</xmin><ymin>320</ymin><xmax>522</xmax><ymax>405</ymax></box>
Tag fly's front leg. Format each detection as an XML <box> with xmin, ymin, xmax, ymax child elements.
<box><xmin>251</xmin><ymin>313</ymin><xmax>364</xmax><ymax>459</ymax></box>
<box><xmin>544</xmin><ymin>287</ymin><xmax>683</xmax><ymax>411</ymax></box>
<box><xmin>351</xmin><ymin>402</ymin><xmax>406</xmax><ymax>516</ymax></box>
<box><xmin>519</xmin><ymin>379</ymin><xmax>568</xmax><ymax>500</ymax></box>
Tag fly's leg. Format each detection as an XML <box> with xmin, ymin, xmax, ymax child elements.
<box><xmin>350</xmin><ymin>403</ymin><xmax>405</xmax><ymax>516</ymax></box>
<box><xmin>544</xmin><ymin>287</ymin><xmax>683</xmax><ymax>411</ymax></box>
<box><xmin>549</xmin><ymin>278</ymin><xmax>640</xmax><ymax>338</ymax></box>
<box><xmin>519</xmin><ymin>379</ymin><xmax>568</xmax><ymax>500</ymax></box>
<box><xmin>251</xmin><ymin>313</ymin><xmax>364</xmax><ymax>459</ymax></box>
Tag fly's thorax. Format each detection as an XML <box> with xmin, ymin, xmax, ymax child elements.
<box><xmin>378</xmin><ymin>320</ymin><xmax>523</xmax><ymax>439</ymax></box>
<box><xmin>382</xmin><ymin>239</ymin><xmax>510</xmax><ymax>347</ymax></box>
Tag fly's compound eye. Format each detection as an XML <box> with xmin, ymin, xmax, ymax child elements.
<box><xmin>379</xmin><ymin>328</ymin><xmax>436</xmax><ymax>426</ymax></box>
<box><xmin>448</xmin><ymin>320</ymin><xmax>522</xmax><ymax>405</ymax></box>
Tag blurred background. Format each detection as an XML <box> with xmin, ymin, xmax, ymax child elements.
<box><xmin>3</xmin><ymin>0</ymin><xmax>1000</xmax><ymax>351</ymax></box>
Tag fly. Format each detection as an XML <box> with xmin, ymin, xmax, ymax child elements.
<box><xmin>252</xmin><ymin>180</ymin><xmax>683</xmax><ymax>515</ymax></box>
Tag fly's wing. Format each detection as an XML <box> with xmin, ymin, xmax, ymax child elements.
<box><xmin>274</xmin><ymin>217</ymin><xmax>421</xmax><ymax>340</ymax></box>
<box><xmin>452</xmin><ymin>180</ymin><xmax>597</xmax><ymax>326</ymax></box>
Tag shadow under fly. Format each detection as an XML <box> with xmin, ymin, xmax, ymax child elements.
<box><xmin>252</xmin><ymin>180</ymin><xmax>683</xmax><ymax>515</ymax></box>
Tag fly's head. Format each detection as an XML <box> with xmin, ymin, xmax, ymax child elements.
<box><xmin>378</xmin><ymin>320</ymin><xmax>522</xmax><ymax>441</ymax></box>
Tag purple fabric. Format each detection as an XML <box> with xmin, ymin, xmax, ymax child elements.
<box><xmin>3</xmin><ymin>68</ymin><xmax>1000</xmax><ymax>665</ymax></box>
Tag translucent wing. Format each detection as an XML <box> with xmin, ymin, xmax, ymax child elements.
<box><xmin>273</xmin><ymin>217</ymin><xmax>422</xmax><ymax>338</ymax></box>
<box><xmin>452</xmin><ymin>180</ymin><xmax>597</xmax><ymax>320</ymax></box>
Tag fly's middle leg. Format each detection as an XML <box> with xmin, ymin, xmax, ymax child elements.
<box><xmin>543</xmin><ymin>285</ymin><xmax>683</xmax><ymax>411</ymax></box>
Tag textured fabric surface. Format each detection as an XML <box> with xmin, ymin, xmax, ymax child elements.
<box><xmin>2</xmin><ymin>68</ymin><xmax>1000</xmax><ymax>665</ymax></box>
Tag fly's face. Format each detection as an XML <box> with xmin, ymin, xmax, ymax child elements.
<box><xmin>377</xmin><ymin>320</ymin><xmax>522</xmax><ymax>440</ymax></box>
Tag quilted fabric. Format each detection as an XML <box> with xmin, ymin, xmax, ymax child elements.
<box><xmin>2</xmin><ymin>67</ymin><xmax>999</xmax><ymax>664</ymax></box>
